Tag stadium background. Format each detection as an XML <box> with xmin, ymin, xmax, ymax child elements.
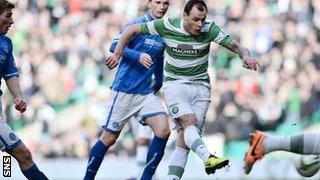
<box><xmin>1</xmin><ymin>0</ymin><xmax>320</xmax><ymax>179</ymax></box>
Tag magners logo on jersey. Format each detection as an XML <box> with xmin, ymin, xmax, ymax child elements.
<box><xmin>172</xmin><ymin>44</ymin><xmax>199</xmax><ymax>55</ymax></box>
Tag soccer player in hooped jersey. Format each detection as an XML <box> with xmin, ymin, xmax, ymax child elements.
<box><xmin>0</xmin><ymin>1</ymin><xmax>48</xmax><ymax>179</ymax></box>
<box><xmin>84</xmin><ymin>1</ymin><xmax>170</xmax><ymax>180</ymax></box>
<box><xmin>106</xmin><ymin>0</ymin><xmax>260</xmax><ymax>179</ymax></box>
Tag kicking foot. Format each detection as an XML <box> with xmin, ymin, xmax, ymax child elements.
<box><xmin>244</xmin><ymin>130</ymin><xmax>267</xmax><ymax>174</ymax></box>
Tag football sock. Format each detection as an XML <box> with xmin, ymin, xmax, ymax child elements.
<box><xmin>291</xmin><ymin>134</ymin><xmax>320</xmax><ymax>154</ymax></box>
<box><xmin>184</xmin><ymin>125</ymin><xmax>211</xmax><ymax>161</ymax></box>
<box><xmin>263</xmin><ymin>133</ymin><xmax>320</xmax><ymax>154</ymax></box>
<box><xmin>21</xmin><ymin>164</ymin><xmax>48</xmax><ymax>180</ymax></box>
<box><xmin>141</xmin><ymin>135</ymin><xmax>168</xmax><ymax>180</ymax></box>
<box><xmin>84</xmin><ymin>140</ymin><xmax>109</xmax><ymax>180</ymax></box>
<box><xmin>263</xmin><ymin>134</ymin><xmax>291</xmax><ymax>153</ymax></box>
<box><xmin>167</xmin><ymin>147</ymin><xmax>189</xmax><ymax>180</ymax></box>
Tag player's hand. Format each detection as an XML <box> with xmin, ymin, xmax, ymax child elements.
<box><xmin>13</xmin><ymin>97</ymin><xmax>26</xmax><ymax>113</ymax></box>
<box><xmin>105</xmin><ymin>54</ymin><xmax>119</xmax><ymax>70</ymax></box>
<box><xmin>242</xmin><ymin>56</ymin><xmax>260</xmax><ymax>71</ymax></box>
<box><xmin>139</xmin><ymin>53</ymin><xmax>153</xmax><ymax>69</ymax></box>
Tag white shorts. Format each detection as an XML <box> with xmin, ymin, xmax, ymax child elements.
<box><xmin>163</xmin><ymin>82</ymin><xmax>211</xmax><ymax>133</ymax></box>
<box><xmin>0</xmin><ymin>101</ymin><xmax>22</xmax><ymax>151</ymax></box>
<box><xmin>130</xmin><ymin>117</ymin><xmax>153</xmax><ymax>139</ymax></box>
<box><xmin>103</xmin><ymin>90</ymin><xmax>167</xmax><ymax>133</ymax></box>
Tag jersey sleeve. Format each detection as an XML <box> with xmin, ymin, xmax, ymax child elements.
<box><xmin>112</xmin><ymin>21</ymin><xmax>136</xmax><ymax>43</ymax></box>
<box><xmin>141</xmin><ymin>19</ymin><xmax>164</xmax><ymax>36</ymax></box>
<box><xmin>108</xmin><ymin>20</ymin><xmax>142</xmax><ymax>62</ymax></box>
<box><xmin>3</xmin><ymin>39</ymin><xmax>18</xmax><ymax>80</ymax></box>
<box><xmin>208</xmin><ymin>22</ymin><xmax>233</xmax><ymax>47</ymax></box>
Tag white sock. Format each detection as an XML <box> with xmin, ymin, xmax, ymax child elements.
<box><xmin>291</xmin><ymin>133</ymin><xmax>320</xmax><ymax>154</ymax></box>
<box><xmin>136</xmin><ymin>146</ymin><xmax>148</xmax><ymax>177</ymax></box>
<box><xmin>263</xmin><ymin>133</ymin><xmax>320</xmax><ymax>154</ymax></box>
<box><xmin>184</xmin><ymin>125</ymin><xmax>211</xmax><ymax>161</ymax></box>
<box><xmin>167</xmin><ymin>147</ymin><xmax>189</xmax><ymax>180</ymax></box>
<box><xmin>263</xmin><ymin>134</ymin><xmax>291</xmax><ymax>153</ymax></box>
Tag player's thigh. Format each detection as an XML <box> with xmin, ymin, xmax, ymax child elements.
<box><xmin>191</xmin><ymin>101</ymin><xmax>210</xmax><ymax>134</ymax></box>
<box><xmin>163</xmin><ymin>83</ymin><xmax>196</xmax><ymax>131</ymax></box>
<box><xmin>103</xmin><ymin>91</ymin><xmax>143</xmax><ymax>133</ymax></box>
<box><xmin>0</xmin><ymin>118</ymin><xmax>22</xmax><ymax>152</ymax></box>
<box><xmin>137</xmin><ymin>93</ymin><xmax>167</xmax><ymax>125</ymax></box>
<box><xmin>163</xmin><ymin>83</ymin><xmax>194</xmax><ymax>119</ymax></box>
<box><xmin>191</xmin><ymin>85</ymin><xmax>211</xmax><ymax>133</ymax></box>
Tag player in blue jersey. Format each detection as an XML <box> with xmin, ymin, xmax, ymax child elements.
<box><xmin>83</xmin><ymin>1</ymin><xmax>170</xmax><ymax>180</ymax></box>
<box><xmin>0</xmin><ymin>1</ymin><xmax>48</xmax><ymax>179</ymax></box>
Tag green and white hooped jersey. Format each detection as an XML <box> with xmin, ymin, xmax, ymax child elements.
<box><xmin>141</xmin><ymin>17</ymin><xmax>233</xmax><ymax>87</ymax></box>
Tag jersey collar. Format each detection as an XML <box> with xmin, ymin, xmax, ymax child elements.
<box><xmin>145</xmin><ymin>11</ymin><xmax>156</xmax><ymax>21</ymax></box>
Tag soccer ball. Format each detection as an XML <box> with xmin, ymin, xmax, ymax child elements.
<box><xmin>295</xmin><ymin>155</ymin><xmax>320</xmax><ymax>177</ymax></box>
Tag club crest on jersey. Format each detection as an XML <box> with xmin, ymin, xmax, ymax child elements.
<box><xmin>172</xmin><ymin>44</ymin><xmax>199</xmax><ymax>55</ymax></box>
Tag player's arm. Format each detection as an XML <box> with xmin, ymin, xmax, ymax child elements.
<box><xmin>109</xmin><ymin>23</ymin><xmax>142</xmax><ymax>62</ymax></box>
<box><xmin>152</xmin><ymin>55</ymin><xmax>164</xmax><ymax>93</ymax></box>
<box><xmin>106</xmin><ymin>19</ymin><xmax>162</xmax><ymax>69</ymax></box>
<box><xmin>3</xmin><ymin>42</ymin><xmax>26</xmax><ymax>113</ymax></box>
<box><xmin>106</xmin><ymin>24</ymin><xmax>143</xmax><ymax>69</ymax></box>
<box><xmin>109</xmin><ymin>37</ymin><xmax>153</xmax><ymax>69</ymax></box>
<box><xmin>209</xmin><ymin>23</ymin><xmax>260</xmax><ymax>71</ymax></box>
<box><xmin>222</xmin><ymin>39</ymin><xmax>260</xmax><ymax>71</ymax></box>
<box><xmin>109</xmin><ymin>41</ymin><xmax>141</xmax><ymax>62</ymax></box>
<box><xmin>5</xmin><ymin>76</ymin><xmax>26</xmax><ymax>113</ymax></box>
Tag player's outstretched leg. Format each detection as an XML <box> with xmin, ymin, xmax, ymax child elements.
<box><xmin>141</xmin><ymin>115</ymin><xmax>170</xmax><ymax>180</ymax></box>
<box><xmin>84</xmin><ymin>131</ymin><xmax>118</xmax><ymax>180</ymax></box>
<box><xmin>9</xmin><ymin>143</ymin><xmax>48</xmax><ymax>180</ymax></box>
<box><xmin>243</xmin><ymin>131</ymin><xmax>267</xmax><ymax>174</ymax></box>
<box><xmin>263</xmin><ymin>133</ymin><xmax>320</xmax><ymax>155</ymax></box>
<box><xmin>244</xmin><ymin>131</ymin><xmax>320</xmax><ymax>174</ymax></box>
<box><xmin>183</xmin><ymin>125</ymin><xmax>229</xmax><ymax>174</ymax></box>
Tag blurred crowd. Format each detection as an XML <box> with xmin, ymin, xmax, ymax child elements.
<box><xmin>3</xmin><ymin>0</ymin><xmax>319</xmax><ymax>159</ymax></box>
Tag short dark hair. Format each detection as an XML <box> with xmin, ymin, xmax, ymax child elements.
<box><xmin>0</xmin><ymin>0</ymin><xmax>15</xmax><ymax>14</ymax></box>
<box><xmin>184</xmin><ymin>0</ymin><xmax>207</xmax><ymax>15</ymax></box>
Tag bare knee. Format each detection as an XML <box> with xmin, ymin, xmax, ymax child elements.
<box><xmin>153</xmin><ymin>126</ymin><xmax>170</xmax><ymax>139</ymax></box>
<box><xmin>100</xmin><ymin>131</ymin><xmax>119</xmax><ymax>146</ymax></box>
<box><xmin>147</xmin><ymin>115</ymin><xmax>171</xmax><ymax>138</ymax></box>
<box><xmin>177</xmin><ymin>114</ymin><xmax>197</xmax><ymax>129</ymax></box>
<box><xmin>9</xmin><ymin>144</ymin><xmax>33</xmax><ymax>169</ymax></box>
<box><xmin>137</xmin><ymin>138</ymin><xmax>150</xmax><ymax>146</ymax></box>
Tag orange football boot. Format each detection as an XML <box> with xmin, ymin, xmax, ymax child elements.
<box><xmin>244</xmin><ymin>130</ymin><xmax>267</xmax><ymax>174</ymax></box>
